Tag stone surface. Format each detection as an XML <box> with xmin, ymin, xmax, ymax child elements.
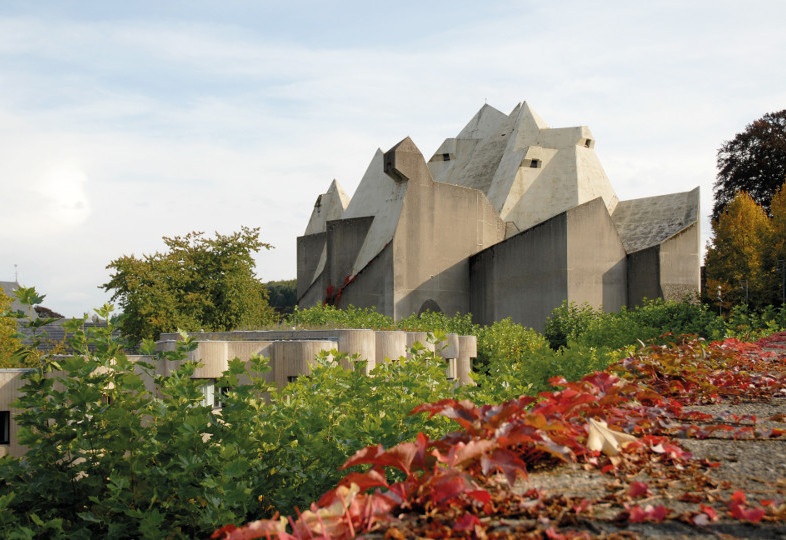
<box><xmin>297</xmin><ymin>101</ymin><xmax>701</xmax><ymax>329</ymax></box>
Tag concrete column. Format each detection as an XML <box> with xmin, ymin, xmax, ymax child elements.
<box><xmin>374</xmin><ymin>331</ymin><xmax>408</xmax><ymax>364</ymax></box>
<box><xmin>436</xmin><ymin>333</ymin><xmax>460</xmax><ymax>360</ymax></box>
<box><xmin>271</xmin><ymin>340</ymin><xmax>335</xmax><ymax>390</ymax></box>
<box><xmin>336</xmin><ymin>329</ymin><xmax>376</xmax><ymax>373</ymax></box>
<box><xmin>189</xmin><ymin>342</ymin><xmax>229</xmax><ymax>379</ymax></box>
<box><xmin>405</xmin><ymin>332</ymin><xmax>435</xmax><ymax>358</ymax></box>
<box><xmin>457</xmin><ymin>335</ymin><xmax>478</xmax><ymax>386</ymax></box>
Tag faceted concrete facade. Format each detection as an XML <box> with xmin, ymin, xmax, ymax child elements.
<box><xmin>297</xmin><ymin>102</ymin><xmax>701</xmax><ymax>330</ymax></box>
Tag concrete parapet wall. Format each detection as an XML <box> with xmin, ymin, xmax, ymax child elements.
<box><xmin>0</xmin><ymin>369</ymin><xmax>33</xmax><ymax>458</ymax></box>
<box><xmin>270</xmin><ymin>340</ymin><xmax>336</xmax><ymax>390</ymax></box>
<box><xmin>457</xmin><ymin>336</ymin><xmax>477</xmax><ymax>386</ymax></box>
<box><xmin>156</xmin><ymin>329</ymin><xmax>477</xmax><ymax>384</ymax></box>
<box><xmin>374</xmin><ymin>330</ymin><xmax>407</xmax><ymax>364</ymax></box>
<box><xmin>405</xmin><ymin>332</ymin><xmax>435</xmax><ymax>358</ymax></box>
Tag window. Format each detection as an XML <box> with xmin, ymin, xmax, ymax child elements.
<box><xmin>1</xmin><ymin>411</ymin><xmax>10</xmax><ymax>445</ymax></box>
<box><xmin>199</xmin><ymin>382</ymin><xmax>215</xmax><ymax>408</ymax></box>
<box><xmin>445</xmin><ymin>359</ymin><xmax>457</xmax><ymax>381</ymax></box>
<box><xmin>442</xmin><ymin>153</ymin><xmax>450</xmax><ymax>162</ymax></box>
<box><xmin>530</xmin><ymin>159</ymin><xmax>540</xmax><ymax>168</ymax></box>
<box><xmin>287</xmin><ymin>375</ymin><xmax>299</xmax><ymax>384</ymax></box>
<box><xmin>584</xmin><ymin>139</ymin><xmax>592</xmax><ymax>148</ymax></box>
<box><xmin>214</xmin><ymin>386</ymin><xmax>228</xmax><ymax>408</ymax></box>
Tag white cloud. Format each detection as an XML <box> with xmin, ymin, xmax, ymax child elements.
<box><xmin>1</xmin><ymin>1</ymin><xmax>785</xmax><ymax>315</ymax></box>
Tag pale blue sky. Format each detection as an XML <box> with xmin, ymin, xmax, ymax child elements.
<box><xmin>1</xmin><ymin>0</ymin><xmax>785</xmax><ymax>316</ymax></box>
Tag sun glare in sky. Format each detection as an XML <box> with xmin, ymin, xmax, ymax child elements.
<box><xmin>39</xmin><ymin>164</ymin><xmax>91</xmax><ymax>227</ymax></box>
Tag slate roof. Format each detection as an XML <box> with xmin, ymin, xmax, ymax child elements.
<box><xmin>611</xmin><ymin>187</ymin><xmax>699</xmax><ymax>253</ymax></box>
<box><xmin>0</xmin><ymin>281</ymin><xmax>36</xmax><ymax>319</ymax></box>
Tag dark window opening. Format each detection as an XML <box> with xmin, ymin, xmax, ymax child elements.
<box><xmin>530</xmin><ymin>159</ymin><xmax>540</xmax><ymax>168</ymax></box>
<box><xmin>418</xmin><ymin>299</ymin><xmax>443</xmax><ymax>316</ymax></box>
<box><xmin>215</xmin><ymin>386</ymin><xmax>229</xmax><ymax>408</ymax></box>
<box><xmin>584</xmin><ymin>139</ymin><xmax>592</xmax><ymax>148</ymax></box>
<box><xmin>442</xmin><ymin>153</ymin><xmax>450</xmax><ymax>161</ymax></box>
<box><xmin>1</xmin><ymin>411</ymin><xmax>10</xmax><ymax>445</ymax></box>
<box><xmin>287</xmin><ymin>375</ymin><xmax>299</xmax><ymax>383</ymax></box>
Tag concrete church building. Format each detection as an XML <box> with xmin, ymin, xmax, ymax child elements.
<box><xmin>297</xmin><ymin>102</ymin><xmax>700</xmax><ymax>331</ymax></box>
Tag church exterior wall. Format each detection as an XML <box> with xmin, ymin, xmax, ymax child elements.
<box><xmin>659</xmin><ymin>223</ymin><xmax>701</xmax><ymax>301</ymax></box>
<box><xmin>565</xmin><ymin>198</ymin><xmax>627</xmax><ymax>313</ymax></box>
<box><xmin>627</xmin><ymin>246</ymin><xmax>661</xmax><ymax>307</ymax></box>
<box><xmin>296</xmin><ymin>232</ymin><xmax>326</xmax><ymax>300</ymax></box>
<box><xmin>334</xmin><ymin>243</ymin><xmax>395</xmax><ymax>316</ymax></box>
<box><xmin>469</xmin><ymin>213</ymin><xmax>569</xmax><ymax>331</ymax></box>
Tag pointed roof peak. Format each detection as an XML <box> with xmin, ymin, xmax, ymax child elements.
<box><xmin>388</xmin><ymin>136</ymin><xmax>420</xmax><ymax>154</ymax></box>
<box><xmin>457</xmin><ymin>103</ymin><xmax>508</xmax><ymax>139</ymax></box>
<box><xmin>516</xmin><ymin>101</ymin><xmax>549</xmax><ymax>130</ymax></box>
<box><xmin>304</xmin><ymin>178</ymin><xmax>351</xmax><ymax>235</ymax></box>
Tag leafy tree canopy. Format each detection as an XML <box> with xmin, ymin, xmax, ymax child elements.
<box><xmin>0</xmin><ymin>287</ymin><xmax>21</xmax><ymax>366</ymax></box>
<box><xmin>264</xmin><ymin>279</ymin><xmax>297</xmax><ymax>318</ymax></box>
<box><xmin>712</xmin><ymin>109</ymin><xmax>786</xmax><ymax>221</ymax></box>
<box><xmin>705</xmin><ymin>191</ymin><xmax>773</xmax><ymax>308</ymax></box>
<box><xmin>103</xmin><ymin>226</ymin><xmax>277</xmax><ymax>343</ymax></box>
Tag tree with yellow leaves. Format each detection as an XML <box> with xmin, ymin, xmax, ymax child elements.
<box><xmin>0</xmin><ymin>288</ymin><xmax>22</xmax><ymax>366</ymax></box>
<box><xmin>705</xmin><ymin>191</ymin><xmax>772</xmax><ymax>308</ymax></box>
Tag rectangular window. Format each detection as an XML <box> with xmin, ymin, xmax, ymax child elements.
<box><xmin>442</xmin><ymin>153</ymin><xmax>451</xmax><ymax>161</ymax></box>
<box><xmin>199</xmin><ymin>382</ymin><xmax>215</xmax><ymax>408</ymax></box>
<box><xmin>1</xmin><ymin>411</ymin><xmax>10</xmax><ymax>445</ymax></box>
<box><xmin>214</xmin><ymin>386</ymin><xmax>228</xmax><ymax>408</ymax></box>
<box><xmin>530</xmin><ymin>159</ymin><xmax>540</xmax><ymax>168</ymax></box>
<box><xmin>287</xmin><ymin>375</ymin><xmax>299</xmax><ymax>384</ymax></box>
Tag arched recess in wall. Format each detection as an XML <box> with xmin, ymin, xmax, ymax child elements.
<box><xmin>418</xmin><ymin>299</ymin><xmax>443</xmax><ymax>315</ymax></box>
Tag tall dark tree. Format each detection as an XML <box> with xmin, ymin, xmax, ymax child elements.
<box><xmin>712</xmin><ymin>110</ymin><xmax>786</xmax><ymax>221</ymax></box>
<box><xmin>265</xmin><ymin>279</ymin><xmax>297</xmax><ymax>318</ymax></box>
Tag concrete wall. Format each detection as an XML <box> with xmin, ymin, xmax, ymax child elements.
<box><xmin>334</xmin><ymin>243</ymin><xmax>395</xmax><ymax>317</ymax></box>
<box><xmin>470</xmin><ymin>212</ymin><xmax>569</xmax><ymax>331</ymax></box>
<box><xmin>627</xmin><ymin>245</ymin><xmax>661</xmax><ymax>307</ymax></box>
<box><xmin>326</xmin><ymin>216</ymin><xmax>375</xmax><ymax>297</ymax></box>
<box><xmin>296</xmin><ymin>231</ymin><xmax>327</xmax><ymax>300</ymax></box>
<box><xmin>385</xmin><ymin>137</ymin><xmax>505</xmax><ymax>320</ymax></box>
<box><xmin>659</xmin><ymin>223</ymin><xmax>701</xmax><ymax>301</ymax></box>
<box><xmin>565</xmin><ymin>198</ymin><xmax>627</xmax><ymax>312</ymax></box>
<box><xmin>0</xmin><ymin>369</ymin><xmax>32</xmax><ymax>458</ymax></box>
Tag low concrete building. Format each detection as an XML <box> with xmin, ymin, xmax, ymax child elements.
<box><xmin>0</xmin><ymin>329</ymin><xmax>474</xmax><ymax>457</ymax></box>
<box><xmin>297</xmin><ymin>102</ymin><xmax>700</xmax><ymax>330</ymax></box>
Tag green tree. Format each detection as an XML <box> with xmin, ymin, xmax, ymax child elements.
<box><xmin>712</xmin><ymin>110</ymin><xmax>786</xmax><ymax>221</ymax></box>
<box><xmin>705</xmin><ymin>191</ymin><xmax>772</xmax><ymax>308</ymax></box>
<box><xmin>264</xmin><ymin>279</ymin><xmax>297</xmax><ymax>318</ymax></box>
<box><xmin>103</xmin><ymin>226</ymin><xmax>277</xmax><ymax>344</ymax></box>
<box><xmin>0</xmin><ymin>288</ymin><xmax>21</xmax><ymax>366</ymax></box>
<box><xmin>763</xmin><ymin>181</ymin><xmax>786</xmax><ymax>304</ymax></box>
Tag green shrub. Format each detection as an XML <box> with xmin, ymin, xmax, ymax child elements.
<box><xmin>474</xmin><ymin>318</ymin><xmax>548</xmax><ymax>373</ymax></box>
<box><xmin>287</xmin><ymin>304</ymin><xmax>395</xmax><ymax>329</ymax></box>
<box><xmin>543</xmin><ymin>301</ymin><xmax>602</xmax><ymax>350</ymax></box>
<box><xmin>397</xmin><ymin>310</ymin><xmax>476</xmax><ymax>335</ymax></box>
<box><xmin>250</xmin><ymin>343</ymin><xmax>456</xmax><ymax>514</ymax></box>
<box><xmin>544</xmin><ymin>299</ymin><xmax>728</xmax><ymax>351</ymax></box>
<box><xmin>0</xmin><ymin>294</ymin><xmax>458</xmax><ymax>536</ymax></box>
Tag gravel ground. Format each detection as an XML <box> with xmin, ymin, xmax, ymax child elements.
<box><xmin>516</xmin><ymin>398</ymin><xmax>786</xmax><ymax>539</ymax></box>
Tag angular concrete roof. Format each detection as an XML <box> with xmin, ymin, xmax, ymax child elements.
<box><xmin>611</xmin><ymin>187</ymin><xmax>700</xmax><ymax>253</ymax></box>
<box><xmin>304</xmin><ymin>179</ymin><xmax>350</xmax><ymax>235</ymax></box>
<box><xmin>428</xmin><ymin>102</ymin><xmax>618</xmax><ymax>233</ymax></box>
<box><xmin>343</xmin><ymin>149</ymin><xmax>409</xmax><ymax>276</ymax></box>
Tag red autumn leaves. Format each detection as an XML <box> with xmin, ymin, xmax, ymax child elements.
<box><xmin>215</xmin><ymin>334</ymin><xmax>786</xmax><ymax>539</ymax></box>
